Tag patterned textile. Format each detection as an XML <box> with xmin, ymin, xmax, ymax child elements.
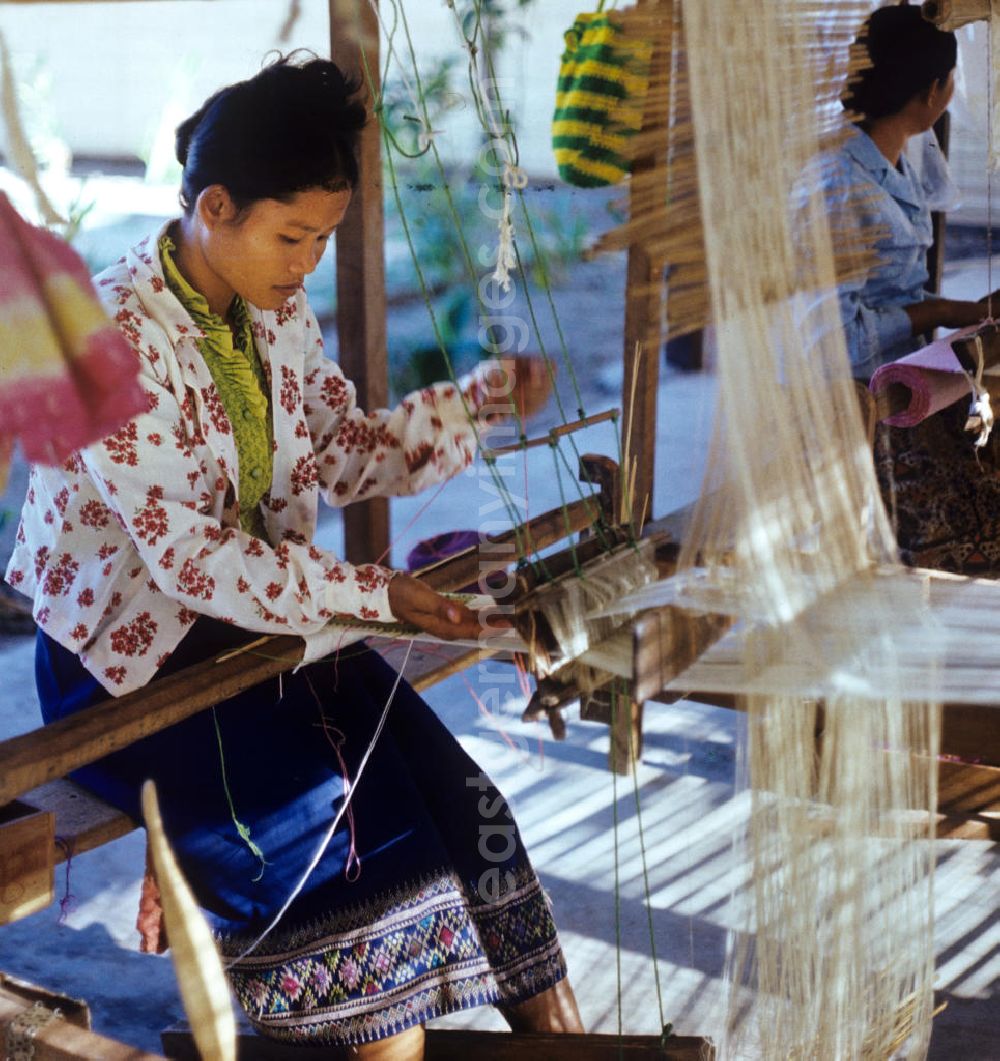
<box><xmin>874</xmin><ymin>402</ymin><xmax>1000</xmax><ymax>575</ymax></box>
<box><xmin>0</xmin><ymin>192</ymin><xmax>145</xmax><ymax>485</ymax></box>
<box><xmin>552</xmin><ymin>9</ymin><xmax>652</xmax><ymax>188</ymax></box>
<box><xmin>158</xmin><ymin>233</ymin><xmax>272</xmax><ymax>538</ymax></box>
<box><xmin>225</xmin><ymin>864</ymin><xmax>564</xmax><ymax>1044</ymax></box>
<box><xmin>36</xmin><ymin>623</ymin><xmax>568</xmax><ymax>1047</ymax></box>
<box><xmin>5</xmin><ymin>222</ymin><xmax>498</xmax><ymax>695</ymax></box>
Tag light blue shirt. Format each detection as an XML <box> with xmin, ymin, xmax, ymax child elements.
<box><xmin>826</xmin><ymin>127</ymin><xmax>935</xmax><ymax>380</ymax></box>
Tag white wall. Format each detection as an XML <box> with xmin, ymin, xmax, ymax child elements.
<box><xmin>0</xmin><ymin>0</ymin><xmax>583</xmax><ymax>178</ymax></box>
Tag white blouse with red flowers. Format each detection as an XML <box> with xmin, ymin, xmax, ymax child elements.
<box><xmin>5</xmin><ymin>224</ymin><xmax>495</xmax><ymax>695</ymax></box>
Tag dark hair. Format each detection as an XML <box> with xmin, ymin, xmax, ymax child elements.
<box><xmin>842</xmin><ymin>5</ymin><xmax>957</xmax><ymax>122</ymax></box>
<box><xmin>175</xmin><ymin>53</ymin><xmax>366</xmax><ymax>213</ymax></box>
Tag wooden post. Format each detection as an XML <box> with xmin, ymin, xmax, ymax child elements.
<box><xmin>616</xmin><ymin>0</ymin><xmax>669</xmax><ymax>772</ymax></box>
<box><xmin>0</xmin><ymin>802</ymin><xmax>53</xmax><ymax>924</ymax></box>
<box><xmin>330</xmin><ymin>0</ymin><xmax>390</xmax><ymax>565</ymax></box>
<box><xmin>621</xmin><ymin>0</ymin><xmax>668</xmax><ymax>533</ymax></box>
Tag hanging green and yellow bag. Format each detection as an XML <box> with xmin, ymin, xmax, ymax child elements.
<box><xmin>552</xmin><ymin>3</ymin><xmax>653</xmax><ymax>188</ymax></box>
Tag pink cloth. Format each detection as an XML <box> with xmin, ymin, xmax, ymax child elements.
<box><xmin>868</xmin><ymin>327</ymin><xmax>980</xmax><ymax>428</ymax></box>
<box><xmin>0</xmin><ymin>193</ymin><xmax>146</xmax><ymax>469</ymax></box>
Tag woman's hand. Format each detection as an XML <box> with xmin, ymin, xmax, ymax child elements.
<box><xmin>387</xmin><ymin>574</ymin><xmax>493</xmax><ymax>641</ymax></box>
<box><xmin>481</xmin><ymin>356</ymin><xmax>553</xmax><ymax>424</ymax></box>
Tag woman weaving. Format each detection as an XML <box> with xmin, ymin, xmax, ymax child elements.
<box><xmin>831</xmin><ymin>5</ymin><xmax>1000</xmax><ymax>574</ymax></box>
<box><xmin>3</xmin><ymin>56</ymin><xmax>582</xmax><ymax>1058</ymax></box>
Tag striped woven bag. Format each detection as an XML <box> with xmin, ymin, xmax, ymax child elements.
<box><xmin>552</xmin><ymin>3</ymin><xmax>653</xmax><ymax>187</ymax></box>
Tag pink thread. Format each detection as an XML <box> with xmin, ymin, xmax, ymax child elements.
<box><xmin>304</xmin><ymin>673</ymin><xmax>361</xmax><ymax>881</ymax></box>
<box><xmin>463</xmin><ymin>674</ymin><xmax>518</xmax><ymax>753</ymax></box>
<box><xmin>514</xmin><ymin>655</ymin><xmax>546</xmax><ymax>764</ymax></box>
<box><xmin>375</xmin><ymin>474</ymin><xmax>454</xmax><ymax>568</ymax></box>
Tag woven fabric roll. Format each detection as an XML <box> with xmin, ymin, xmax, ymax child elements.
<box><xmin>0</xmin><ymin>193</ymin><xmax>146</xmax><ymax>476</ymax></box>
<box><xmin>869</xmin><ymin>328</ymin><xmax>977</xmax><ymax>427</ymax></box>
<box><xmin>552</xmin><ymin>10</ymin><xmax>652</xmax><ymax>188</ymax></box>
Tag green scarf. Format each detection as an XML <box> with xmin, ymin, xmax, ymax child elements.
<box><xmin>159</xmin><ymin>233</ymin><xmax>273</xmax><ymax>538</ymax></box>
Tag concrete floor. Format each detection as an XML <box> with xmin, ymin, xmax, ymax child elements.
<box><xmin>0</xmin><ymin>258</ymin><xmax>997</xmax><ymax>1056</ymax></box>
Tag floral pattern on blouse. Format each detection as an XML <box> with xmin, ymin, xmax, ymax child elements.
<box><xmin>5</xmin><ymin>222</ymin><xmax>497</xmax><ymax>695</ymax></box>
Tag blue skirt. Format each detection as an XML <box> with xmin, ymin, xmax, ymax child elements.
<box><xmin>36</xmin><ymin>621</ymin><xmax>566</xmax><ymax>1045</ymax></box>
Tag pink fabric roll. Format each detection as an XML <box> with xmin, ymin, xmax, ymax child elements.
<box><xmin>0</xmin><ymin>193</ymin><xmax>146</xmax><ymax>476</ymax></box>
<box><xmin>869</xmin><ymin>326</ymin><xmax>979</xmax><ymax>427</ymax></box>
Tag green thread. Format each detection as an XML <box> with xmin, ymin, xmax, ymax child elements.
<box><xmin>629</xmin><ymin>703</ymin><xmax>666</xmax><ymax>1035</ymax></box>
<box><xmin>364</xmin><ymin>26</ymin><xmax>534</xmax><ymax>565</ymax></box>
<box><xmin>212</xmin><ymin>707</ymin><xmax>267</xmax><ymax>880</ymax></box>
<box><xmin>610</xmin><ymin>686</ymin><xmax>624</xmax><ymax>1044</ymax></box>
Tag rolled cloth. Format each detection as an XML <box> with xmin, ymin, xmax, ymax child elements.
<box><xmin>869</xmin><ymin>326</ymin><xmax>979</xmax><ymax>427</ymax></box>
<box><xmin>0</xmin><ymin>193</ymin><xmax>146</xmax><ymax>486</ymax></box>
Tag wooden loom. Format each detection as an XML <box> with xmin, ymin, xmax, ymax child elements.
<box><xmin>0</xmin><ymin>3</ymin><xmax>707</xmax><ymax>1058</ymax></box>
<box><xmin>2</xmin><ymin>1</ymin><xmax>1000</xmax><ymax>1058</ymax></box>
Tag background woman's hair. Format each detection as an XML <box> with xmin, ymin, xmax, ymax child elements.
<box><xmin>175</xmin><ymin>52</ymin><xmax>366</xmax><ymax>213</ymax></box>
<box><xmin>842</xmin><ymin>5</ymin><xmax>957</xmax><ymax>122</ymax></box>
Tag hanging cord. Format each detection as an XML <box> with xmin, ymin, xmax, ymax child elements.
<box><xmin>378</xmin><ymin>123</ymin><xmax>532</xmax><ymax>554</ymax></box>
<box><xmin>463</xmin><ymin>0</ymin><xmax>590</xmax><ymax>414</ymax></box>
<box><xmin>962</xmin><ymin>333</ymin><xmax>995</xmax><ymax>449</ymax></box>
<box><xmin>307</xmin><ymin>674</ymin><xmax>362</xmax><ymax>882</ymax></box>
<box><xmin>226</xmin><ymin>640</ymin><xmax>413</xmax><ymax>966</ymax></box>
<box><xmin>379</xmin><ymin>144</ymin><xmax>538</xmax><ymax>563</ymax></box>
<box><xmin>360</xmin><ymin>13</ymin><xmax>536</xmax><ymax>560</ymax></box>
<box><xmin>391</xmin><ymin>2</ymin><xmax>535</xmax><ymax>440</ymax></box>
<box><xmin>367</xmin><ymin>0</ymin><xmax>441</xmax><ymax>159</ymax></box>
<box><xmin>453</xmin><ymin>0</ymin><xmax>591</xmax><ymax>418</ymax></box>
<box><xmin>212</xmin><ymin>708</ymin><xmax>268</xmax><ymax>881</ymax></box>
<box><xmin>396</xmin><ymin>0</ymin><xmax>626</xmax><ymax>557</ymax></box>
<box><xmin>466</xmin><ymin>6</ymin><xmax>633</xmax><ymax>542</ymax></box>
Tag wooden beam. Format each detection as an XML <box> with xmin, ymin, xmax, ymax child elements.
<box><xmin>937</xmin><ymin>759</ymin><xmax>1000</xmax><ymax>815</ymax></box>
<box><xmin>925</xmin><ymin>112</ymin><xmax>950</xmax><ymax>298</ymax></box>
<box><xmin>17</xmin><ymin>780</ymin><xmax>137</xmax><ymax>862</ymax></box>
<box><xmin>330</xmin><ymin>0</ymin><xmax>390</xmax><ymax>565</ymax></box>
<box><xmin>941</xmin><ymin>704</ymin><xmax>1000</xmax><ymax>767</ymax></box>
<box><xmin>0</xmin><ymin>982</ymin><xmax>163</xmax><ymax>1060</ymax></box>
<box><xmin>0</xmin><ymin>635</ymin><xmax>306</xmax><ymax>807</ymax></box>
<box><xmin>426</xmin><ymin>1030</ymin><xmax>714</xmax><ymax>1060</ymax></box>
<box><xmin>415</xmin><ymin>496</ymin><xmax>599</xmax><ymax>592</ymax></box>
<box><xmin>161</xmin><ymin>1024</ymin><xmax>714</xmax><ymax>1059</ymax></box>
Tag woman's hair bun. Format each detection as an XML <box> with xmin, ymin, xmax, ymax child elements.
<box><xmin>175</xmin><ymin>53</ymin><xmax>367</xmax><ymax>212</ymax></box>
<box><xmin>843</xmin><ymin>5</ymin><xmax>957</xmax><ymax>122</ymax></box>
